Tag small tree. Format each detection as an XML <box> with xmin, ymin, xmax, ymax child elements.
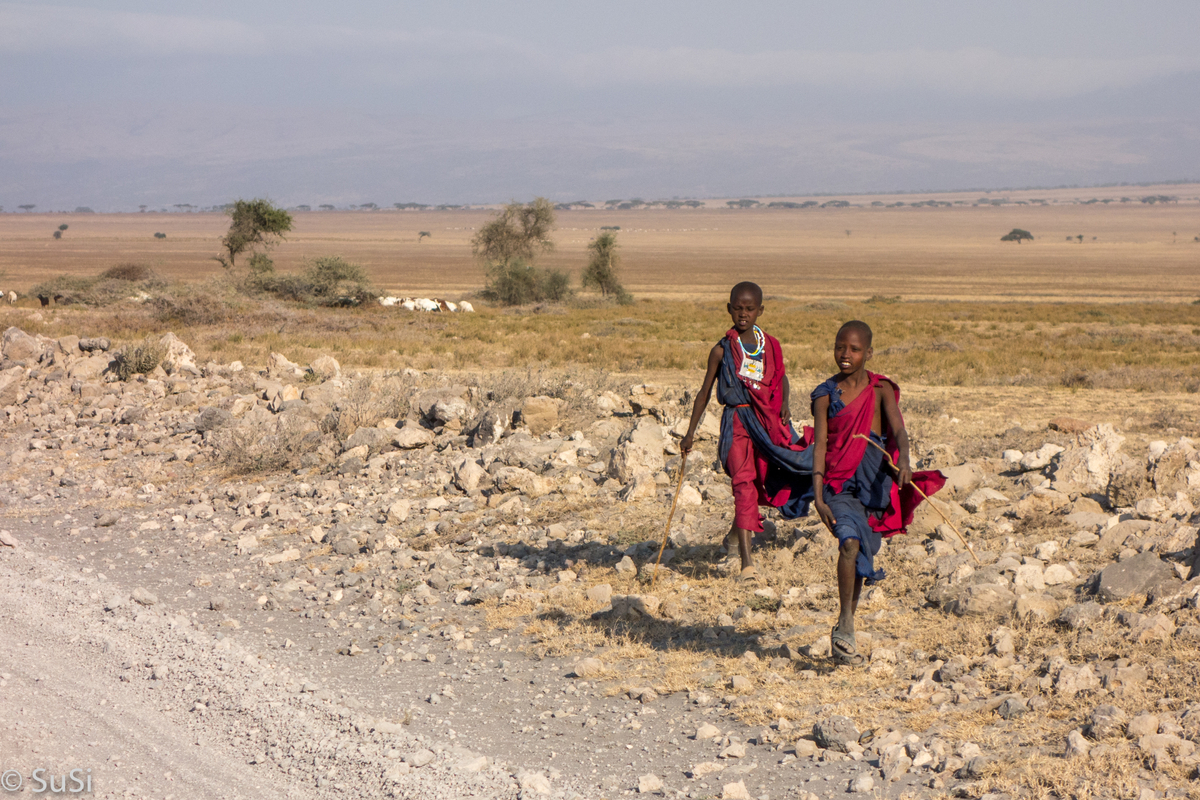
<box><xmin>52</xmin><ymin>230</ymin><xmax>62</xmax><ymax>239</ymax></box>
<box><xmin>1000</xmin><ymin>228</ymin><xmax>1034</xmax><ymax>244</ymax></box>
<box><xmin>18</xmin><ymin>204</ymin><xmax>34</xmax><ymax>212</ymax></box>
<box><xmin>418</xmin><ymin>231</ymin><xmax>431</xmax><ymax>242</ymax></box>
<box><xmin>214</xmin><ymin>199</ymin><xmax>293</xmax><ymax>268</ymax></box>
<box><xmin>471</xmin><ymin>198</ymin><xmax>556</xmax><ymax>265</ymax></box>
<box><xmin>581</xmin><ymin>231</ymin><xmax>631</xmax><ymax>304</ymax></box>
<box><xmin>473</xmin><ymin>198</ymin><xmax>569</xmax><ymax>305</ymax></box>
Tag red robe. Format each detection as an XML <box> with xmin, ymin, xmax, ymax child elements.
<box><xmin>806</xmin><ymin>372</ymin><xmax>946</xmax><ymax>537</ymax></box>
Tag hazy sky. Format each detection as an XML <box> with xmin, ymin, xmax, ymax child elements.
<box><xmin>3</xmin><ymin>0</ymin><xmax>1198</xmax><ymax>209</ymax></box>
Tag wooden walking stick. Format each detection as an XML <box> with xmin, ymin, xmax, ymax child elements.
<box><xmin>651</xmin><ymin>451</ymin><xmax>689</xmax><ymax>589</ymax></box>
<box><xmin>852</xmin><ymin>434</ymin><xmax>980</xmax><ymax>564</ymax></box>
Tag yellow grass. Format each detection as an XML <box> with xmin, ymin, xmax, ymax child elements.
<box><xmin>3</xmin><ymin>184</ymin><xmax>1199</xmax><ymax>302</ymax></box>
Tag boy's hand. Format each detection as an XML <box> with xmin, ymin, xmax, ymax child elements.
<box><xmin>815</xmin><ymin>499</ymin><xmax>837</xmax><ymax>533</ymax></box>
<box><xmin>897</xmin><ymin>455</ymin><xmax>913</xmax><ymax>487</ymax></box>
<box><xmin>780</xmin><ymin>405</ymin><xmax>791</xmax><ymax>425</ymax></box>
<box><xmin>680</xmin><ymin>433</ymin><xmax>694</xmax><ymax>454</ymax></box>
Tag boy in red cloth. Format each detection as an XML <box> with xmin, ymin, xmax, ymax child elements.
<box><xmin>811</xmin><ymin>320</ymin><xmax>945</xmax><ymax>665</ymax></box>
<box><xmin>681</xmin><ymin>282</ymin><xmax>811</xmax><ymax>580</ymax></box>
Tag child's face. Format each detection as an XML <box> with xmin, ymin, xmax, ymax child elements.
<box><xmin>727</xmin><ymin>291</ymin><xmax>763</xmax><ymax>334</ymax></box>
<box><xmin>834</xmin><ymin>329</ymin><xmax>872</xmax><ymax>375</ymax></box>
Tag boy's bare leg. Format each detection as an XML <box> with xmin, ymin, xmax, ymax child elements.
<box><xmin>836</xmin><ymin>538</ymin><xmax>863</xmax><ymax>633</ymax></box>
<box><xmin>736</xmin><ymin>527</ymin><xmax>754</xmax><ymax>572</ymax></box>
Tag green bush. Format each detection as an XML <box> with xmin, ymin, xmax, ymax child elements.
<box><xmin>112</xmin><ymin>337</ymin><xmax>165</xmax><ymax>380</ymax></box>
<box><xmin>482</xmin><ymin>260</ymin><xmax>574</xmax><ymax>305</ymax></box>
<box><xmin>244</xmin><ymin>255</ymin><xmax>376</xmax><ymax>306</ymax></box>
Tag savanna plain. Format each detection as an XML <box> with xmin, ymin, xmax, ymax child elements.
<box><xmin>1</xmin><ymin>186</ymin><xmax>1200</xmax><ymax>800</ymax></box>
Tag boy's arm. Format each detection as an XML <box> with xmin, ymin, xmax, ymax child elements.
<box><xmin>680</xmin><ymin>343</ymin><xmax>724</xmax><ymax>454</ymax></box>
<box><xmin>780</xmin><ymin>373</ymin><xmax>791</xmax><ymax>424</ymax></box>
<box><xmin>880</xmin><ymin>388</ymin><xmax>912</xmax><ymax>486</ymax></box>
<box><xmin>811</xmin><ymin>395</ymin><xmax>836</xmax><ymax>531</ymax></box>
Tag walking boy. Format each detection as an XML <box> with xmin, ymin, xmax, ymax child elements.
<box><xmin>681</xmin><ymin>282</ymin><xmax>812</xmax><ymax>580</ymax></box>
<box><xmin>810</xmin><ymin>320</ymin><xmax>945</xmax><ymax>665</ymax></box>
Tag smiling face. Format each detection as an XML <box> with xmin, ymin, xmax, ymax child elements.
<box><xmin>834</xmin><ymin>327</ymin><xmax>872</xmax><ymax>376</ymax></box>
<box><xmin>727</xmin><ymin>289</ymin><xmax>764</xmax><ymax>336</ymax></box>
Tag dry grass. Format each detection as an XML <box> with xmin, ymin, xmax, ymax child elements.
<box><xmin>3</xmin><ymin>190</ymin><xmax>1200</xmax><ymax>303</ymax></box>
<box><xmin>475</xmin><ymin>507</ymin><xmax>1200</xmax><ymax>798</ymax></box>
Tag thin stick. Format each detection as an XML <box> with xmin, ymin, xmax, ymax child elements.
<box><xmin>651</xmin><ymin>451</ymin><xmax>689</xmax><ymax>589</ymax></box>
<box><xmin>852</xmin><ymin>434</ymin><xmax>980</xmax><ymax>564</ymax></box>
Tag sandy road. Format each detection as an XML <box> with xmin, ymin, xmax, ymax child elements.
<box><xmin>0</xmin><ymin>539</ymin><xmax>521</xmax><ymax>800</ymax></box>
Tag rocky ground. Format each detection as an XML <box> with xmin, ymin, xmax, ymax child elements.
<box><xmin>1</xmin><ymin>323</ymin><xmax>1199</xmax><ymax>800</ymax></box>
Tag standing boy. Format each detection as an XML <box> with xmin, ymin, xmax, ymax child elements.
<box><xmin>810</xmin><ymin>320</ymin><xmax>945</xmax><ymax>665</ymax></box>
<box><xmin>681</xmin><ymin>282</ymin><xmax>812</xmax><ymax>580</ymax></box>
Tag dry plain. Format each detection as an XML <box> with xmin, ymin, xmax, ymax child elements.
<box><xmin>1</xmin><ymin>188</ymin><xmax>1200</xmax><ymax>799</ymax></box>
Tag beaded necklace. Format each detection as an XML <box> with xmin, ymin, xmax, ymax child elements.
<box><xmin>738</xmin><ymin>326</ymin><xmax>765</xmax><ymax>358</ymax></box>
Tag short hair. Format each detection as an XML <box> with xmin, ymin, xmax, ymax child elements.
<box><xmin>729</xmin><ymin>281</ymin><xmax>763</xmax><ymax>305</ymax></box>
<box><xmin>837</xmin><ymin>320</ymin><xmax>873</xmax><ymax>346</ymax></box>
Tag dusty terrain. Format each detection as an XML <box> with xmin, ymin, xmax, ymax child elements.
<box><xmin>2</xmin><ymin>183</ymin><xmax>1199</xmax><ymax>302</ymax></box>
<box><xmin>2</xmin><ymin>318</ymin><xmax>1200</xmax><ymax>800</ymax></box>
<box><xmin>1</xmin><ymin>196</ymin><xmax>1199</xmax><ymax>800</ymax></box>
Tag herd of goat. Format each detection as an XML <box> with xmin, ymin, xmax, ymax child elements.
<box><xmin>377</xmin><ymin>297</ymin><xmax>474</xmax><ymax>312</ymax></box>
<box><xmin>2</xmin><ymin>291</ymin><xmax>473</xmax><ymax>312</ymax></box>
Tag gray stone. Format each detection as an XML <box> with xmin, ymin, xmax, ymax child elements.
<box><xmin>1088</xmin><ymin>705</ymin><xmax>1128</xmax><ymax>739</ymax></box>
<box><xmin>195</xmin><ymin>406</ymin><xmax>234</xmax><ymax>433</ymax></box>
<box><xmin>78</xmin><ymin>337</ymin><xmax>111</xmax><ymax>352</ymax></box>
<box><xmin>1060</xmin><ymin>602</ymin><xmax>1104</xmax><ymax>631</ymax></box>
<box><xmin>343</xmin><ymin>426</ymin><xmax>393</xmax><ymax>455</ymax></box>
<box><xmin>131</xmin><ymin>587</ymin><xmax>158</xmax><ymax>606</ymax></box>
<box><xmin>308</xmin><ymin>355</ymin><xmax>340</xmax><ymax>380</ymax></box>
<box><xmin>813</xmin><ymin>715</ymin><xmax>859</xmax><ymax>752</ymax></box>
<box><xmin>996</xmin><ymin>697</ymin><xmax>1028</xmax><ymax>720</ymax></box>
<box><xmin>393</xmin><ymin>425</ymin><xmax>434</xmax><ymax>449</ymax></box>
<box><xmin>2</xmin><ymin>327</ymin><xmax>45</xmax><ymax>362</ymax></box>
<box><xmin>1096</xmin><ymin>552</ymin><xmax>1179</xmax><ymax>603</ymax></box>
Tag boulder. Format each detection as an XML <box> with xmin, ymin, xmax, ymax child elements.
<box><xmin>1020</xmin><ymin>443</ymin><xmax>1064</xmax><ymax>471</ymax></box>
<box><xmin>453</xmin><ymin>458</ymin><xmax>487</xmax><ymax>492</ymax></box>
<box><xmin>813</xmin><ymin>715</ymin><xmax>859</xmax><ymax>752</ymax></box>
<box><xmin>1</xmin><ymin>327</ymin><xmax>45</xmax><ymax>362</ymax></box>
<box><xmin>158</xmin><ymin>333</ymin><xmax>200</xmax><ymax>375</ymax></box>
<box><xmin>520</xmin><ymin>395</ymin><xmax>561</xmax><ymax>435</ymax></box>
<box><xmin>66</xmin><ymin>354</ymin><xmax>112</xmax><ymax>381</ymax></box>
<box><xmin>629</xmin><ymin>384</ymin><xmax>666</xmax><ymax>416</ymax></box>
<box><xmin>308</xmin><ymin>355</ymin><xmax>340</xmax><ymax>380</ymax></box>
<box><xmin>470</xmin><ymin>404</ymin><xmax>515</xmax><ymax>446</ymax></box>
<box><xmin>962</xmin><ymin>487</ymin><xmax>1009</xmax><ymax>514</ymax></box>
<box><xmin>78</xmin><ymin>337</ymin><xmax>110</xmax><ymax>352</ymax></box>
<box><xmin>941</xmin><ymin>463</ymin><xmax>984</xmax><ymax>496</ymax></box>
<box><xmin>0</xmin><ymin>367</ymin><xmax>25</xmax><ymax>406</ymax></box>
<box><xmin>343</xmin><ymin>426</ymin><xmax>393</xmax><ymax>455</ymax></box>
<box><xmin>1051</xmin><ymin>424</ymin><xmax>1125</xmax><ymax>494</ymax></box>
<box><xmin>1088</xmin><ymin>705</ymin><xmax>1128</xmax><ymax>739</ymax></box>
<box><xmin>947</xmin><ymin>583</ymin><xmax>1017</xmax><ymax>617</ymax></box>
<box><xmin>1096</xmin><ymin>552</ymin><xmax>1179</xmax><ymax>603</ymax></box>
<box><xmin>266</xmin><ymin>351</ymin><xmax>303</xmax><ymax>378</ymax></box>
<box><xmin>394</xmin><ymin>425</ymin><xmax>434</xmax><ymax>449</ymax></box>
<box><xmin>609</xmin><ymin>441</ymin><xmax>665</xmax><ymax>483</ymax></box>
<box><xmin>1149</xmin><ymin>439</ymin><xmax>1200</xmax><ymax>496</ymax></box>
<box><xmin>195</xmin><ymin>406</ymin><xmax>234</xmax><ymax>433</ymax></box>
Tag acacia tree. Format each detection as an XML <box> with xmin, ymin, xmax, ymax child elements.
<box><xmin>214</xmin><ymin>199</ymin><xmax>293</xmax><ymax>268</ymax></box>
<box><xmin>471</xmin><ymin>197</ymin><xmax>556</xmax><ymax>265</ymax></box>
<box><xmin>471</xmin><ymin>198</ymin><xmax>569</xmax><ymax>304</ymax></box>
<box><xmin>1000</xmin><ymin>228</ymin><xmax>1034</xmax><ymax>244</ymax></box>
<box><xmin>581</xmin><ymin>231</ymin><xmax>631</xmax><ymax>303</ymax></box>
